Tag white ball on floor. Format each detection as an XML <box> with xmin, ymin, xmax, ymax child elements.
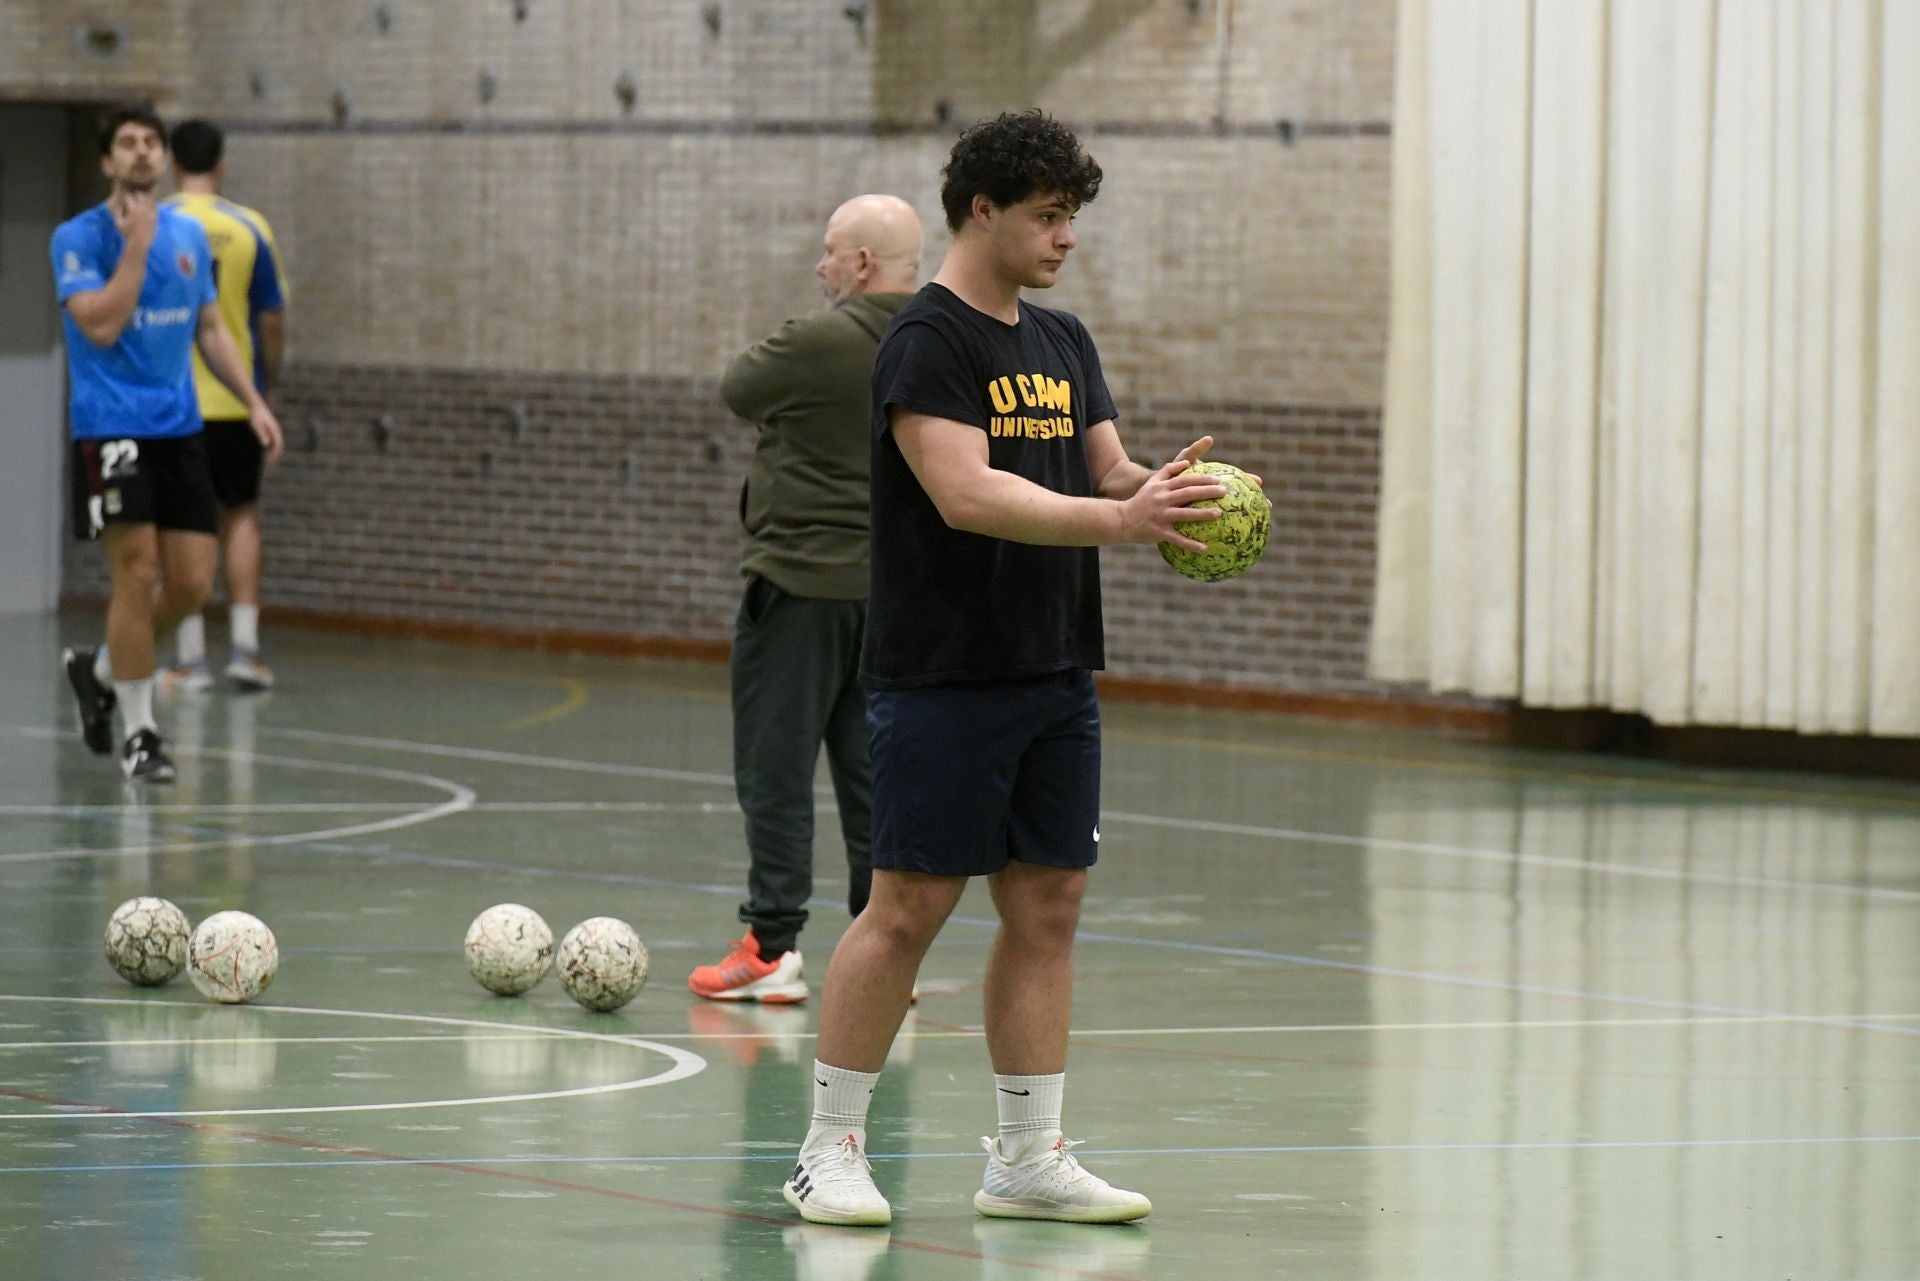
<box><xmin>187</xmin><ymin>910</ymin><xmax>278</xmax><ymax>1004</ymax></box>
<box><xmin>556</xmin><ymin>917</ymin><xmax>648</xmax><ymax>1012</ymax></box>
<box><xmin>464</xmin><ymin>903</ymin><xmax>554</xmax><ymax>995</ymax></box>
<box><xmin>104</xmin><ymin>896</ymin><xmax>192</xmax><ymax>986</ymax></box>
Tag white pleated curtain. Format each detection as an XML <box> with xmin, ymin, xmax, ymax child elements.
<box><xmin>1373</xmin><ymin>0</ymin><xmax>1920</xmax><ymax>735</ymax></box>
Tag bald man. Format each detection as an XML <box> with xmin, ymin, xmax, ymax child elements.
<box><xmin>689</xmin><ymin>195</ymin><xmax>923</xmax><ymax>1004</ymax></box>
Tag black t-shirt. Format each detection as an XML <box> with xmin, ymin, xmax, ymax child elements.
<box><xmin>861</xmin><ymin>283</ymin><xmax>1118</xmax><ymax>689</ymax></box>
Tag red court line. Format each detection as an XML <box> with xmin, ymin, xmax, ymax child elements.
<box><xmin>0</xmin><ymin>1086</ymin><xmax>1147</xmax><ymax>1280</ymax></box>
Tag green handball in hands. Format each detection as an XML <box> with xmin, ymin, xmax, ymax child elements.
<box><xmin>1158</xmin><ymin>461</ymin><xmax>1270</xmax><ymax>583</ymax></box>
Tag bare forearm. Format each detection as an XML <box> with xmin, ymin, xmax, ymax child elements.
<box><xmin>67</xmin><ymin>253</ymin><xmax>148</xmax><ymax>346</ymax></box>
<box><xmin>258</xmin><ymin>311</ymin><xmax>285</xmax><ymax>394</ymax></box>
<box><xmin>941</xmin><ymin>469</ymin><xmax>1126</xmax><ymax>547</ymax></box>
<box><xmin>197</xmin><ymin>321</ymin><xmax>267</xmax><ymax>410</ymax></box>
<box><xmin>1095</xmin><ymin>456</ymin><xmax>1155</xmax><ymax>500</ymax></box>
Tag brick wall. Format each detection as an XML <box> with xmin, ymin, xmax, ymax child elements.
<box><xmin>62</xmin><ymin>369</ymin><xmax>1380</xmax><ymax>691</ymax></box>
<box><xmin>38</xmin><ymin>0</ymin><xmax>1398</xmax><ymax>699</ymax></box>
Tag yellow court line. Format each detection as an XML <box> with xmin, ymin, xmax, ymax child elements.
<box><xmin>487</xmin><ymin>677</ymin><xmax>589</xmax><ymax>734</ymax></box>
<box><xmin>305</xmin><ymin>650</ymin><xmax>729</xmax><ymax>709</ymax></box>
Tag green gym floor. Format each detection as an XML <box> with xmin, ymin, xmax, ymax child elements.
<box><xmin>1</xmin><ymin>612</ymin><xmax>1916</xmax><ymax>1281</ymax></box>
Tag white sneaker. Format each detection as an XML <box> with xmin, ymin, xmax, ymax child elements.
<box><xmin>225</xmin><ymin>649</ymin><xmax>274</xmax><ymax>691</ymax></box>
<box><xmin>782</xmin><ymin>1134</ymin><xmax>891</xmax><ymax>1226</ymax></box>
<box><xmin>974</xmin><ymin>1133</ymin><xmax>1151</xmax><ymax>1223</ymax></box>
<box><xmin>159</xmin><ymin>660</ymin><xmax>215</xmax><ymax>694</ymax></box>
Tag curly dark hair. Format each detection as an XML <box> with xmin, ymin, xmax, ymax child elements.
<box><xmin>939</xmin><ymin>110</ymin><xmax>1102</xmax><ymax>233</ymax></box>
<box><xmin>98</xmin><ymin>103</ymin><xmax>167</xmax><ymax>156</ymax></box>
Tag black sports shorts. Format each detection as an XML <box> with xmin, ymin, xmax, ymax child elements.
<box><xmin>70</xmin><ymin>433</ymin><xmax>219</xmax><ymax>541</ymax></box>
<box><xmin>867</xmin><ymin>669</ymin><xmax>1102</xmax><ymax>878</ymax></box>
<box><xmin>202</xmin><ymin>417</ymin><xmax>265</xmax><ymax>508</ymax></box>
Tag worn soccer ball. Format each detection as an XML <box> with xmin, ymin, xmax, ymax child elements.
<box><xmin>556</xmin><ymin>917</ymin><xmax>649</xmax><ymax>1012</ymax></box>
<box><xmin>104</xmin><ymin>896</ymin><xmax>192</xmax><ymax>986</ymax></box>
<box><xmin>464</xmin><ymin>903</ymin><xmax>554</xmax><ymax>996</ymax></box>
<box><xmin>187</xmin><ymin>911</ymin><xmax>278</xmax><ymax>1004</ymax></box>
<box><xmin>1158</xmin><ymin>461</ymin><xmax>1271</xmax><ymax>583</ymax></box>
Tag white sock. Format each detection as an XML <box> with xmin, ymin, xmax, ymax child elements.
<box><xmin>93</xmin><ymin>645</ymin><xmax>112</xmax><ymax>683</ymax></box>
<box><xmin>994</xmin><ymin>1072</ymin><xmax>1064</xmax><ymax>1156</ymax></box>
<box><xmin>116</xmin><ymin>678</ymin><xmax>156</xmax><ymax>736</ymax></box>
<box><xmin>175</xmin><ymin>614</ymin><xmax>207</xmax><ymax>666</ymax></box>
<box><xmin>806</xmin><ymin>1060</ymin><xmax>879</xmax><ymax>1152</ymax></box>
<box><xmin>231</xmin><ymin>604</ymin><xmax>260</xmax><ymax>654</ymax></box>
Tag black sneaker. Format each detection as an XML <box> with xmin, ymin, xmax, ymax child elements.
<box><xmin>63</xmin><ymin>646</ymin><xmax>117</xmax><ymax>756</ymax></box>
<box><xmin>120</xmin><ymin>728</ymin><xmax>176</xmax><ymax>784</ymax></box>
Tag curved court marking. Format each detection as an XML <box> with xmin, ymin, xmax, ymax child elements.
<box><xmin>487</xmin><ymin>677</ymin><xmax>590</xmax><ymax>733</ymax></box>
<box><xmin>254</xmin><ymin>727</ymin><xmax>1919</xmax><ymax>903</ymax></box>
<box><xmin>0</xmin><ymin>727</ymin><xmax>474</xmax><ymax>865</ymax></box>
<box><xmin>267</xmin><ymin>727</ymin><xmax>736</xmax><ymax>786</ymax></box>
<box><xmin>0</xmin><ymin>995</ymin><xmax>705</xmax><ymax>1120</ymax></box>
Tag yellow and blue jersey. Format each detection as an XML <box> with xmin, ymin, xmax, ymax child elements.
<box><xmin>163</xmin><ymin>192</ymin><xmax>287</xmax><ymax>420</ymax></box>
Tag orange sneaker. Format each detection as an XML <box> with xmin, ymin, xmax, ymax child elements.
<box><xmin>688</xmin><ymin>929</ymin><xmax>808</xmax><ymax>1003</ymax></box>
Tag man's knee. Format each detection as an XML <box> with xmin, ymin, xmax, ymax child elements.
<box><xmin>995</xmin><ymin>867</ymin><xmax>1086</xmax><ymax>940</ymax></box>
<box><xmin>165</xmin><ymin>558</ymin><xmax>216</xmax><ymax>607</ymax></box>
<box><xmin>106</xmin><ymin>536</ymin><xmax>160</xmax><ymax>597</ymax></box>
<box><xmin>864</xmin><ymin>876</ymin><xmax>961</xmax><ymax>951</ymax></box>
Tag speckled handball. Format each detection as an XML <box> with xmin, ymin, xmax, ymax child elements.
<box><xmin>187</xmin><ymin>910</ymin><xmax>279</xmax><ymax>1004</ymax></box>
<box><xmin>464</xmin><ymin>903</ymin><xmax>554</xmax><ymax>996</ymax></box>
<box><xmin>1158</xmin><ymin>461</ymin><xmax>1271</xmax><ymax>583</ymax></box>
<box><xmin>556</xmin><ymin>917</ymin><xmax>649</xmax><ymax>1012</ymax></box>
<box><xmin>104</xmin><ymin>896</ymin><xmax>192</xmax><ymax>986</ymax></box>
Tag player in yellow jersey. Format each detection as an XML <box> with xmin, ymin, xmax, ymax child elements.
<box><xmin>162</xmin><ymin>119</ymin><xmax>288</xmax><ymax>692</ymax></box>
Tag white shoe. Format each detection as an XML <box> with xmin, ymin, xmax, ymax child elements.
<box><xmin>974</xmin><ymin>1133</ymin><xmax>1151</xmax><ymax>1223</ymax></box>
<box><xmin>225</xmin><ymin>649</ymin><xmax>274</xmax><ymax>691</ymax></box>
<box><xmin>159</xmin><ymin>660</ymin><xmax>215</xmax><ymax>694</ymax></box>
<box><xmin>782</xmin><ymin>1223</ymin><xmax>892</xmax><ymax>1281</ymax></box>
<box><xmin>782</xmin><ymin>1133</ymin><xmax>891</xmax><ymax>1226</ymax></box>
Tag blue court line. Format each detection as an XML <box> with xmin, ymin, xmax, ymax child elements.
<box><xmin>3</xmin><ymin>1133</ymin><xmax>1916</xmax><ymax>1176</ymax></box>
<box><xmin>22</xmin><ymin>817</ymin><xmax>1920</xmax><ymax>1042</ymax></box>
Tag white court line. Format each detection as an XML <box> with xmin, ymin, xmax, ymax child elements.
<box><xmin>0</xmin><ymin>996</ymin><xmax>705</xmax><ymax>1119</ymax></box>
<box><xmin>10</xmin><ymin>1012</ymin><xmax>1918</xmax><ymax>1053</ymax></box>
<box><xmin>267</xmin><ymin>727</ymin><xmax>736</xmax><ymax>786</ymax></box>
<box><xmin>0</xmin><ymin>728</ymin><xmax>474</xmax><ymax>865</ymax></box>
<box><xmin>0</xmin><ymin>801</ymin><xmax>741</xmax><ymax>817</ymax></box>
<box><xmin>256</xmin><ymin>728</ymin><xmax>1918</xmax><ymax>903</ymax></box>
<box><xmin>1105</xmin><ymin>809</ymin><xmax>1920</xmax><ymax>903</ymax></box>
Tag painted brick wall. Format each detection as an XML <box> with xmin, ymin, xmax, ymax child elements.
<box><xmin>39</xmin><ymin>0</ymin><xmax>1397</xmax><ymax>698</ymax></box>
<box><xmin>0</xmin><ymin>2</ymin><xmax>187</xmax><ymax>101</ymax></box>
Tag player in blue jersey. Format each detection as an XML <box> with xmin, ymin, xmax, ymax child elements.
<box><xmin>53</xmin><ymin>105</ymin><xmax>285</xmax><ymax>783</ymax></box>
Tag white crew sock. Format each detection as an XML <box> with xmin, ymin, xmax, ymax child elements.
<box><xmin>230</xmin><ymin>604</ymin><xmax>260</xmax><ymax>654</ymax></box>
<box><xmin>116</xmin><ymin>678</ymin><xmax>157</xmax><ymax>736</ymax></box>
<box><xmin>994</xmin><ymin>1072</ymin><xmax>1065</xmax><ymax>1156</ymax></box>
<box><xmin>93</xmin><ymin>645</ymin><xmax>113</xmax><ymax>683</ymax></box>
<box><xmin>175</xmin><ymin>614</ymin><xmax>207</xmax><ymax>666</ymax></box>
<box><xmin>805</xmin><ymin>1060</ymin><xmax>880</xmax><ymax>1152</ymax></box>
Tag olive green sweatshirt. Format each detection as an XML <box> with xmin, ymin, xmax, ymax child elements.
<box><xmin>720</xmin><ymin>291</ymin><xmax>910</xmax><ymax>600</ymax></box>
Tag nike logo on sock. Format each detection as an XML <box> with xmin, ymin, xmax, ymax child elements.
<box><xmin>998</xmin><ymin>1087</ymin><xmax>1032</xmax><ymax>1096</ymax></box>
<box><xmin>816</xmin><ymin>1078</ymin><xmax>829</xmax><ymax>1087</ymax></box>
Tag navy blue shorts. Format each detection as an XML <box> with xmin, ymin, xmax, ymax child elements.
<box><xmin>867</xmin><ymin>669</ymin><xmax>1101</xmax><ymax>878</ymax></box>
